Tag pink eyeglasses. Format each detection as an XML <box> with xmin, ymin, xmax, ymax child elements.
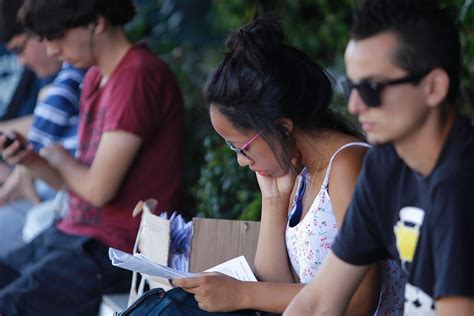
<box><xmin>225</xmin><ymin>131</ymin><xmax>262</xmax><ymax>158</ymax></box>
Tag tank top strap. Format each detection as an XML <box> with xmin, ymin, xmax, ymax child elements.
<box><xmin>321</xmin><ymin>142</ymin><xmax>371</xmax><ymax>189</ymax></box>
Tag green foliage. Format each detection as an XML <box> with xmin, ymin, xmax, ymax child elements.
<box><xmin>458</xmin><ymin>0</ymin><xmax>474</xmax><ymax>115</ymax></box>
<box><xmin>129</xmin><ymin>0</ymin><xmax>474</xmax><ymax>221</ymax></box>
<box><xmin>195</xmin><ymin>134</ymin><xmax>261</xmax><ymax>219</ymax></box>
<box><xmin>211</xmin><ymin>0</ymin><xmax>353</xmax><ymax>67</ymax></box>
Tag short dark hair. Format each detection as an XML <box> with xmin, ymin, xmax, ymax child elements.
<box><xmin>0</xmin><ymin>0</ymin><xmax>24</xmax><ymax>43</ymax></box>
<box><xmin>204</xmin><ymin>14</ymin><xmax>362</xmax><ymax>171</ymax></box>
<box><xmin>351</xmin><ymin>0</ymin><xmax>461</xmax><ymax>104</ymax></box>
<box><xmin>20</xmin><ymin>0</ymin><xmax>136</xmax><ymax>40</ymax></box>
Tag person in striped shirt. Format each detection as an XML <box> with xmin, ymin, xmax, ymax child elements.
<box><xmin>0</xmin><ymin>0</ymin><xmax>85</xmax><ymax>256</ymax></box>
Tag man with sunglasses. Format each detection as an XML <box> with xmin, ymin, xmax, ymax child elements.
<box><xmin>286</xmin><ymin>0</ymin><xmax>474</xmax><ymax>315</ymax></box>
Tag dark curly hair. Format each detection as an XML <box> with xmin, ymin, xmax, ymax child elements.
<box><xmin>351</xmin><ymin>0</ymin><xmax>461</xmax><ymax>104</ymax></box>
<box><xmin>19</xmin><ymin>0</ymin><xmax>136</xmax><ymax>39</ymax></box>
<box><xmin>204</xmin><ymin>14</ymin><xmax>362</xmax><ymax>172</ymax></box>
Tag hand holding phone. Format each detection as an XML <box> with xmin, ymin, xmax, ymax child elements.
<box><xmin>0</xmin><ymin>132</ymin><xmax>26</xmax><ymax>150</ymax></box>
<box><xmin>0</xmin><ymin>131</ymin><xmax>34</xmax><ymax>166</ymax></box>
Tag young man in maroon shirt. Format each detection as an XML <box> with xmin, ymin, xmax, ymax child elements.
<box><xmin>0</xmin><ymin>0</ymin><xmax>185</xmax><ymax>314</ymax></box>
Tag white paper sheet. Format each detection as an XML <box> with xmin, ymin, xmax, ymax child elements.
<box><xmin>109</xmin><ymin>248</ymin><xmax>195</xmax><ymax>279</ymax></box>
<box><xmin>205</xmin><ymin>255</ymin><xmax>257</xmax><ymax>282</ymax></box>
<box><xmin>109</xmin><ymin>248</ymin><xmax>257</xmax><ymax>282</ymax></box>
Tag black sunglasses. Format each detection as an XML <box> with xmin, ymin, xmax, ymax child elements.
<box><xmin>340</xmin><ymin>70</ymin><xmax>432</xmax><ymax>107</ymax></box>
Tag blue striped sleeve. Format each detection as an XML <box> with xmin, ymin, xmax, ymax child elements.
<box><xmin>28</xmin><ymin>63</ymin><xmax>85</xmax><ymax>154</ymax></box>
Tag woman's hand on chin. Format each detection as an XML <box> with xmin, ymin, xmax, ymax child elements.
<box><xmin>256</xmin><ymin>157</ymin><xmax>299</xmax><ymax>201</ymax></box>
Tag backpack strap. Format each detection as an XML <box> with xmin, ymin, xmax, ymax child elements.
<box><xmin>288</xmin><ymin>168</ymin><xmax>309</xmax><ymax>227</ymax></box>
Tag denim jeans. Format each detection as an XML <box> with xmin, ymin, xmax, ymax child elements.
<box><xmin>0</xmin><ymin>180</ymin><xmax>59</xmax><ymax>257</ymax></box>
<box><xmin>0</xmin><ymin>226</ymin><xmax>131</xmax><ymax>316</ymax></box>
<box><xmin>0</xmin><ymin>199</ymin><xmax>33</xmax><ymax>257</ymax></box>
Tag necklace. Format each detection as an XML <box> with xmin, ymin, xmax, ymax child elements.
<box><xmin>314</xmin><ymin>131</ymin><xmax>332</xmax><ymax>174</ymax></box>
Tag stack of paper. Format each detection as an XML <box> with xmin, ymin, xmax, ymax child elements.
<box><xmin>109</xmin><ymin>248</ymin><xmax>257</xmax><ymax>282</ymax></box>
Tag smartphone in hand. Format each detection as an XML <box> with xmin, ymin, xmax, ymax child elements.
<box><xmin>0</xmin><ymin>132</ymin><xmax>26</xmax><ymax>150</ymax></box>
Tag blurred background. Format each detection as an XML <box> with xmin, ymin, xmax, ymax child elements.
<box><xmin>124</xmin><ymin>0</ymin><xmax>474</xmax><ymax>220</ymax></box>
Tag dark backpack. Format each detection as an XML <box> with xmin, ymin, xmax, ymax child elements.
<box><xmin>116</xmin><ymin>287</ymin><xmax>258</xmax><ymax>316</ymax></box>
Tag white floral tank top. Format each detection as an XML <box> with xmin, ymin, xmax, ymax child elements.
<box><xmin>285</xmin><ymin>142</ymin><xmax>405</xmax><ymax>315</ymax></box>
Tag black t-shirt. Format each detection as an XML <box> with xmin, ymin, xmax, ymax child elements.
<box><xmin>333</xmin><ymin>115</ymin><xmax>474</xmax><ymax>315</ymax></box>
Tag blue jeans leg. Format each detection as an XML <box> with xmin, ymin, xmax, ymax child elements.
<box><xmin>0</xmin><ymin>261</ymin><xmax>20</xmax><ymax>289</ymax></box>
<box><xmin>0</xmin><ymin>227</ymin><xmax>131</xmax><ymax>316</ymax></box>
<box><xmin>0</xmin><ymin>199</ymin><xmax>33</xmax><ymax>257</ymax></box>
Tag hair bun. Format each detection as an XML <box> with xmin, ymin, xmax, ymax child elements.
<box><xmin>226</xmin><ymin>14</ymin><xmax>284</xmax><ymax>70</ymax></box>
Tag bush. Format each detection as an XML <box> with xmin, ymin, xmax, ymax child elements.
<box><xmin>195</xmin><ymin>134</ymin><xmax>261</xmax><ymax>219</ymax></box>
